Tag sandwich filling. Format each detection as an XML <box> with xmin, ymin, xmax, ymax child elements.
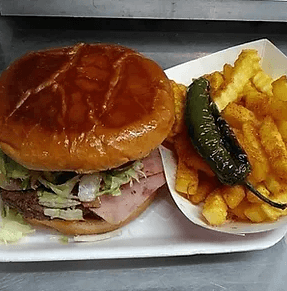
<box><xmin>0</xmin><ymin>148</ymin><xmax>165</xmax><ymax>225</ymax></box>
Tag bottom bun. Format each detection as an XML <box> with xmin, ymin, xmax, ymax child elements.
<box><xmin>25</xmin><ymin>189</ymin><xmax>159</xmax><ymax>236</ymax></box>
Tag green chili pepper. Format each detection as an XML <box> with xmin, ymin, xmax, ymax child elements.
<box><xmin>185</xmin><ymin>77</ymin><xmax>287</xmax><ymax>210</ymax></box>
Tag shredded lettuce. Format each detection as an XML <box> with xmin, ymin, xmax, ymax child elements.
<box><xmin>44</xmin><ymin>208</ymin><xmax>83</xmax><ymax>220</ymax></box>
<box><xmin>0</xmin><ymin>149</ymin><xmax>35</xmax><ymax>190</ymax></box>
<box><xmin>4</xmin><ymin>156</ymin><xmax>30</xmax><ymax>180</ymax></box>
<box><xmin>96</xmin><ymin>160</ymin><xmax>145</xmax><ymax>197</ymax></box>
<box><xmin>0</xmin><ymin>149</ymin><xmax>6</xmax><ymax>176</ymax></box>
<box><xmin>38</xmin><ymin>190</ymin><xmax>81</xmax><ymax>208</ymax></box>
<box><xmin>37</xmin><ymin>176</ymin><xmax>82</xmax><ymax>220</ymax></box>
<box><xmin>38</xmin><ymin>175</ymin><xmax>80</xmax><ymax>197</ymax></box>
<box><xmin>58</xmin><ymin>235</ymin><xmax>69</xmax><ymax>244</ymax></box>
<box><xmin>0</xmin><ymin>148</ymin><xmax>146</xmax><ymax>223</ymax></box>
<box><xmin>0</xmin><ymin>204</ymin><xmax>34</xmax><ymax>244</ymax></box>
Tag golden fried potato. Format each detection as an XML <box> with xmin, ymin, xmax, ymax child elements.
<box><xmin>175</xmin><ymin>158</ymin><xmax>198</xmax><ymax>195</ymax></box>
<box><xmin>202</xmin><ymin>188</ymin><xmax>228</xmax><ymax>225</ymax></box>
<box><xmin>174</xmin><ymin>132</ymin><xmax>215</xmax><ymax>177</ymax></box>
<box><xmin>188</xmin><ymin>174</ymin><xmax>219</xmax><ymax>204</ymax></box>
<box><xmin>252</xmin><ymin>70</ymin><xmax>273</xmax><ymax>97</ymax></box>
<box><xmin>168</xmin><ymin>81</ymin><xmax>187</xmax><ymax>138</ymax></box>
<box><xmin>246</xmin><ymin>184</ymin><xmax>270</xmax><ymax>204</ymax></box>
<box><xmin>229</xmin><ymin>200</ymin><xmax>251</xmax><ymax>221</ymax></box>
<box><xmin>264</xmin><ymin>175</ymin><xmax>287</xmax><ymax>196</ymax></box>
<box><xmin>223</xmin><ymin>103</ymin><xmax>259</xmax><ymax>129</ymax></box>
<box><xmin>223</xmin><ymin>63</ymin><xmax>233</xmax><ymax>83</ymax></box>
<box><xmin>276</xmin><ymin>119</ymin><xmax>287</xmax><ymax>143</ymax></box>
<box><xmin>272</xmin><ymin>75</ymin><xmax>287</xmax><ymax>101</ymax></box>
<box><xmin>222</xmin><ymin>185</ymin><xmax>245</xmax><ymax>209</ymax></box>
<box><xmin>205</xmin><ymin>71</ymin><xmax>224</xmax><ymax>97</ymax></box>
<box><xmin>272</xmin><ymin>160</ymin><xmax>287</xmax><ymax>181</ymax></box>
<box><xmin>269</xmin><ymin>97</ymin><xmax>287</xmax><ymax>121</ymax></box>
<box><xmin>241</xmin><ymin>122</ymin><xmax>269</xmax><ymax>183</ymax></box>
<box><xmin>259</xmin><ymin>116</ymin><xmax>287</xmax><ymax>160</ymax></box>
<box><xmin>261</xmin><ymin>204</ymin><xmax>284</xmax><ymax>221</ymax></box>
<box><xmin>244</xmin><ymin>204</ymin><xmax>267</xmax><ymax>223</ymax></box>
<box><xmin>213</xmin><ymin>49</ymin><xmax>261</xmax><ymax>110</ymax></box>
<box><xmin>243</xmin><ymin>82</ymin><xmax>271</xmax><ymax>117</ymax></box>
<box><xmin>188</xmin><ymin>185</ymin><xmax>208</xmax><ymax>204</ymax></box>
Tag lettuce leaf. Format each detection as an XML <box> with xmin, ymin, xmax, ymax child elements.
<box><xmin>0</xmin><ymin>149</ymin><xmax>6</xmax><ymax>176</ymax></box>
<box><xmin>44</xmin><ymin>208</ymin><xmax>83</xmax><ymax>220</ymax></box>
<box><xmin>95</xmin><ymin>160</ymin><xmax>145</xmax><ymax>197</ymax></box>
<box><xmin>4</xmin><ymin>155</ymin><xmax>30</xmax><ymax>180</ymax></box>
<box><xmin>38</xmin><ymin>190</ymin><xmax>81</xmax><ymax>208</ymax></box>
<box><xmin>38</xmin><ymin>175</ymin><xmax>80</xmax><ymax>197</ymax></box>
<box><xmin>0</xmin><ymin>149</ymin><xmax>35</xmax><ymax>190</ymax></box>
<box><xmin>0</xmin><ymin>204</ymin><xmax>34</xmax><ymax>244</ymax></box>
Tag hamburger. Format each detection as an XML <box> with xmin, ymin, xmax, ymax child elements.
<box><xmin>0</xmin><ymin>43</ymin><xmax>174</xmax><ymax>236</ymax></box>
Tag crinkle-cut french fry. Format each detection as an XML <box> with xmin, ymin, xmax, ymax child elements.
<box><xmin>188</xmin><ymin>186</ymin><xmax>208</xmax><ymax>204</ymax></box>
<box><xmin>223</xmin><ymin>103</ymin><xmax>260</xmax><ymax>129</ymax></box>
<box><xmin>252</xmin><ymin>69</ymin><xmax>273</xmax><ymax>97</ymax></box>
<box><xmin>269</xmin><ymin>97</ymin><xmax>287</xmax><ymax>121</ymax></box>
<box><xmin>261</xmin><ymin>193</ymin><xmax>287</xmax><ymax>220</ymax></box>
<box><xmin>213</xmin><ymin>49</ymin><xmax>261</xmax><ymax>110</ymax></box>
<box><xmin>272</xmin><ymin>75</ymin><xmax>287</xmax><ymax>101</ymax></box>
<box><xmin>229</xmin><ymin>200</ymin><xmax>251</xmax><ymax>221</ymax></box>
<box><xmin>231</xmin><ymin>128</ymin><xmax>265</xmax><ymax>183</ymax></box>
<box><xmin>276</xmin><ymin>119</ymin><xmax>287</xmax><ymax>144</ymax></box>
<box><xmin>261</xmin><ymin>204</ymin><xmax>287</xmax><ymax>221</ymax></box>
<box><xmin>222</xmin><ymin>185</ymin><xmax>245</xmax><ymax>209</ymax></box>
<box><xmin>175</xmin><ymin>158</ymin><xmax>198</xmax><ymax>195</ymax></box>
<box><xmin>272</xmin><ymin>159</ymin><xmax>287</xmax><ymax>181</ymax></box>
<box><xmin>247</xmin><ymin>184</ymin><xmax>270</xmax><ymax>204</ymax></box>
<box><xmin>244</xmin><ymin>204</ymin><xmax>267</xmax><ymax>223</ymax></box>
<box><xmin>205</xmin><ymin>71</ymin><xmax>224</xmax><ymax>96</ymax></box>
<box><xmin>264</xmin><ymin>175</ymin><xmax>287</xmax><ymax>196</ymax></box>
<box><xmin>249</xmin><ymin>162</ymin><xmax>269</xmax><ymax>185</ymax></box>
<box><xmin>168</xmin><ymin>81</ymin><xmax>187</xmax><ymax>138</ymax></box>
<box><xmin>223</xmin><ymin>63</ymin><xmax>234</xmax><ymax>83</ymax></box>
<box><xmin>241</xmin><ymin>122</ymin><xmax>269</xmax><ymax>183</ymax></box>
<box><xmin>174</xmin><ymin>132</ymin><xmax>215</xmax><ymax>177</ymax></box>
<box><xmin>273</xmin><ymin>191</ymin><xmax>287</xmax><ymax>204</ymax></box>
<box><xmin>242</xmin><ymin>80</ymin><xmax>257</xmax><ymax>95</ymax></box>
<box><xmin>259</xmin><ymin>116</ymin><xmax>287</xmax><ymax>160</ymax></box>
<box><xmin>188</xmin><ymin>174</ymin><xmax>219</xmax><ymax>204</ymax></box>
<box><xmin>202</xmin><ymin>188</ymin><xmax>228</xmax><ymax>225</ymax></box>
<box><xmin>243</xmin><ymin>82</ymin><xmax>271</xmax><ymax>117</ymax></box>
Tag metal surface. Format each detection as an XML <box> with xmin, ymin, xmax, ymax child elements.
<box><xmin>1</xmin><ymin>16</ymin><xmax>287</xmax><ymax>290</ymax></box>
<box><xmin>2</xmin><ymin>0</ymin><xmax>287</xmax><ymax>22</ymax></box>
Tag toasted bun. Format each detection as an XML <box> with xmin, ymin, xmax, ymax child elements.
<box><xmin>25</xmin><ymin>188</ymin><xmax>158</xmax><ymax>235</ymax></box>
<box><xmin>0</xmin><ymin>43</ymin><xmax>174</xmax><ymax>173</ymax></box>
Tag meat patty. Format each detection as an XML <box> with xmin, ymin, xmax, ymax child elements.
<box><xmin>1</xmin><ymin>189</ymin><xmax>47</xmax><ymax>220</ymax></box>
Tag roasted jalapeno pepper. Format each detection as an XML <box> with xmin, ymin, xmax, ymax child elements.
<box><xmin>185</xmin><ymin>77</ymin><xmax>287</xmax><ymax>210</ymax></box>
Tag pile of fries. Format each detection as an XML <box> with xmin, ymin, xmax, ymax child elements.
<box><xmin>169</xmin><ymin>49</ymin><xmax>287</xmax><ymax>226</ymax></box>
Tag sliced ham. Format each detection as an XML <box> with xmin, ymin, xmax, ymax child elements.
<box><xmin>89</xmin><ymin>148</ymin><xmax>166</xmax><ymax>225</ymax></box>
<box><xmin>90</xmin><ymin>172</ymin><xmax>165</xmax><ymax>225</ymax></box>
<box><xmin>141</xmin><ymin>148</ymin><xmax>164</xmax><ymax>177</ymax></box>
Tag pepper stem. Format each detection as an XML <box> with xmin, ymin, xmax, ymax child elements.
<box><xmin>244</xmin><ymin>181</ymin><xmax>287</xmax><ymax>210</ymax></box>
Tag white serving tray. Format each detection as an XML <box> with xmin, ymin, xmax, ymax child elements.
<box><xmin>0</xmin><ymin>185</ymin><xmax>287</xmax><ymax>262</ymax></box>
<box><xmin>0</xmin><ymin>39</ymin><xmax>286</xmax><ymax>262</ymax></box>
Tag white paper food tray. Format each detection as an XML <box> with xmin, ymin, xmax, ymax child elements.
<box><xmin>0</xmin><ymin>39</ymin><xmax>286</xmax><ymax>262</ymax></box>
<box><xmin>162</xmin><ymin>38</ymin><xmax>287</xmax><ymax>235</ymax></box>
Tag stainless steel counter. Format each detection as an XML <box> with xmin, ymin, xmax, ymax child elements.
<box><xmin>2</xmin><ymin>0</ymin><xmax>287</xmax><ymax>22</ymax></box>
<box><xmin>1</xmin><ymin>16</ymin><xmax>287</xmax><ymax>290</ymax></box>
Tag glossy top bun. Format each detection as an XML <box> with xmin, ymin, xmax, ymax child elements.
<box><xmin>0</xmin><ymin>43</ymin><xmax>174</xmax><ymax>172</ymax></box>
